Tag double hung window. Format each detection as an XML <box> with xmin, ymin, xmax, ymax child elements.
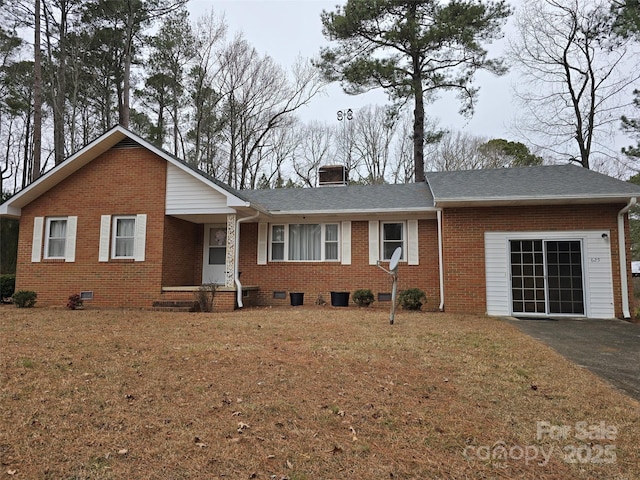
<box><xmin>32</xmin><ymin>216</ymin><xmax>76</xmax><ymax>263</ymax></box>
<box><xmin>270</xmin><ymin>223</ymin><xmax>339</xmax><ymax>261</ymax></box>
<box><xmin>45</xmin><ymin>218</ymin><xmax>67</xmax><ymax>259</ymax></box>
<box><xmin>99</xmin><ymin>214</ymin><xmax>146</xmax><ymax>262</ymax></box>
<box><xmin>382</xmin><ymin>222</ymin><xmax>404</xmax><ymax>261</ymax></box>
<box><xmin>112</xmin><ymin>216</ymin><xmax>136</xmax><ymax>258</ymax></box>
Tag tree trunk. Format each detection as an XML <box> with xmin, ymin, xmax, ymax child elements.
<box><xmin>32</xmin><ymin>0</ymin><xmax>43</xmax><ymax>182</ymax></box>
<box><xmin>412</xmin><ymin>71</ymin><xmax>425</xmax><ymax>183</ymax></box>
<box><xmin>121</xmin><ymin>42</ymin><xmax>131</xmax><ymax>128</ymax></box>
<box><xmin>50</xmin><ymin>0</ymin><xmax>67</xmax><ymax>165</ymax></box>
<box><xmin>408</xmin><ymin>3</ymin><xmax>424</xmax><ymax>183</ymax></box>
<box><xmin>120</xmin><ymin>1</ymin><xmax>135</xmax><ymax>128</ymax></box>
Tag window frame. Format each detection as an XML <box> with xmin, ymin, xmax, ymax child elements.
<box><xmin>324</xmin><ymin>223</ymin><xmax>339</xmax><ymax>261</ymax></box>
<box><xmin>269</xmin><ymin>223</ymin><xmax>340</xmax><ymax>262</ymax></box>
<box><xmin>44</xmin><ymin>217</ymin><xmax>68</xmax><ymax>259</ymax></box>
<box><xmin>111</xmin><ymin>215</ymin><xmax>137</xmax><ymax>259</ymax></box>
<box><xmin>381</xmin><ymin>221</ymin><xmax>405</xmax><ymax>261</ymax></box>
<box><xmin>270</xmin><ymin>225</ymin><xmax>285</xmax><ymax>261</ymax></box>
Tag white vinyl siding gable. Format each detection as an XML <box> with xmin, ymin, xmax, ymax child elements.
<box><xmin>166</xmin><ymin>164</ymin><xmax>231</xmax><ymax>214</ymax></box>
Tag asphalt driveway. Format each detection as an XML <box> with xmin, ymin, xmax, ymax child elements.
<box><xmin>503</xmin><ymin>317</ymin><xmax>640</xmax><ymax>401</ymax></box>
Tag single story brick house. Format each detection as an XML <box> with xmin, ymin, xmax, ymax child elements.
<box><xmin>2</xmin><ymin>126</ymin><xmax>639</xmax><ymax>318</ymax></box>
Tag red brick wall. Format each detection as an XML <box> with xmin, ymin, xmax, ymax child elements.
<box><xmin>16</xmin><ymin>147</ymin><xmax>168</xmax><ymax>308</ymax></box>
<box><xmin>237</xmin><ymin>220</ymin><xmax>442</xmax><ymax>309</ymax></box>
<box><xmin>441</xmin><ymin>203</ymin><xmax>630</xmax><ymax>317</ymax></box>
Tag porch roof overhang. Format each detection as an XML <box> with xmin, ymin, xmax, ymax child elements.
<box><xmin>168</xmin><ymin>205</ymin><xmax>268</xmax><ymax>224</ymax></box>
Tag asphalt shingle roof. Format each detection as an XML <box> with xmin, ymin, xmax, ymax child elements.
<box><xmin>240</xmin><ymin>182</ymin><xmax>434</xmax><ymax>213</ymax></box>
<box><xmin>426</xmin><ymin>164</ymin><xmax>640</xmax><ymax>203</ymax></box>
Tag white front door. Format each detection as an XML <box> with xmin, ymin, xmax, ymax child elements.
<box><xmin>202</xmin><ymin>224</ymin><xmax>227</xmax><ymax>284</ymax></box>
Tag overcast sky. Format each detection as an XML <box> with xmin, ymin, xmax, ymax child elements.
<box><xmin>185</xmin><ymin>0</ymin><xmax>640</xmax><ymax>172</ymax></box>
<box><xmin>186</xmin><ymin>0</ymin><xmax>519</xmax><ymax>141</ymax></box>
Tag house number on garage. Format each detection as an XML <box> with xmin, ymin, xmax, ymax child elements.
<box><xmin>590</xmin><ymin>257</ymin><xmax>601</xmax><ymax>263</ymax></box>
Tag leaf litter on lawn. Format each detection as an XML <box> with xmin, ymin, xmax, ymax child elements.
<box><xmin>0</xmin><ymin>305</ymin><xmax>638</xmax><ymax>479</ymax></box>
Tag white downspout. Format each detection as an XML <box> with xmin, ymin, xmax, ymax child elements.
<box><xmin>437</xmin><ymin>209</ymin><xmax>445</xmax><ymax>311</ymax></box>
<box><xmin>618</xmin><ymin>197</ymin><xmax>636</xmax><ymax>319</ymax></box>
<box><xmin>235</xmin><ymin>211</ymin><xmax>260</xmax><ymax>308</ymax></box>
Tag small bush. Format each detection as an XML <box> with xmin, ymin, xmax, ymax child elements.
<box><xmin>1</xmin><ymin>274</ymin><xmax>16</xmax><ymax>302</ymax></box>
<box><xmin>398</xmin><ymin>288</ymin><xmax>426</xmax><ymax>311</ymax></box>
<box><xmin>67</xmin><ymin>293</ymin><xmax>84</xmax><ymax>310</ymax></box>
<box><xmin>352</xmin><ymin>289</ymin><xmax>374</xmax><ymax>307</ymax></box>
<box><xmin>195</xmin><ymin>283</ymin><xmax>217</xmax><ymax>312</ymax></box>
<box><xmin>12</xmin><ymin>290</ymin><xmax>37</xmax><ymax>308</ymax></box>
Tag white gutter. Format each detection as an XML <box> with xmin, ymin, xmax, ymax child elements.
<box><xmin>618</xmin><ymin>197</ymin><xmax>636</xmax><ymax>319</ymax></box>
<box><xmin>235</xmin><ymin>211</ymin><xmax>260</xmax><ymax>308</ymax></box>
<box><xmin>437</xmin><ymin>209</ymin><xmax>445</xmax><ymax>311</ymax></box>
<box><xmin>266</xmin><ymin>207</ymin><xmax>435</xmax><ymax>216</ymax></box>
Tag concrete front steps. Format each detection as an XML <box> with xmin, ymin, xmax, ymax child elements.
<box><xmin>151</xmin><ymin>299</ymin><xmax>200</xmax><ymax>312</ymax></box>
<box><xmin>153</xmin><ymin>286</ymin><xmax>259</xmax><ymax>312</ymax></box>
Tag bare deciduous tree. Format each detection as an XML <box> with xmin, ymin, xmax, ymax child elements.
<box><xmin>215</xmin><ymin>37</ymin><xmax>325</xmax><ymax>189</ymax></box>
<box><xmin>293</xmin><ymin>121</ymin><xmax>334</xmax><ymax>188</ymax></box>
<box><xmin>509</xmin><ymin>0</ymin><xmax>640</xmax><ymax>168</ymax></box>
<box><xmin>427</xmin><ymin>131</ymin><xmax>489</xmax><ymax>171</ymax></box>
<box><xmin>187</xmin><ymin>9</ymin><xmax>226</xmax><ymax>169</ymax></box>
<box><xmin>351</xmin><ymin>105</ymin><xmax>397</xmax><ymax>184</ymax></box>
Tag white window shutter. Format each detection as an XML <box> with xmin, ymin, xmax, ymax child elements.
<box><xmin>368</xmin><ymin>220</ymin><xmax>379</xmax><ymax>265</ymax></box>
<box><xmin>65</xmin><ymin>216</ymin><xmax>78</xmax><ymax>262</ymax></box>
<box><xmin>134</xmin><ymin>214</ymin><xmax>147</xmax><ymax>261</ymax></box>
<box><xmin>31</xmin><ymin>217</ymin><xmax>44</xmax><ymax>262</ymax></box>
<box><xmin>99</xmin><ymin>215</ymin><xmax>111</xmax><ymax>262</ymax></box>
<box><xmin>257</xmin><ymin>223</ymin><xmax>268</xmax><ymax>265</ymax></box>
<box><xmin>407</xmin><ymin>219</ymin><xmax>419</xmax><ymax>265</ymax></box>
<box><xmin>341</xmin><ymin>221</ymin><xmax>351</xmax><ymax>265</ymax></box>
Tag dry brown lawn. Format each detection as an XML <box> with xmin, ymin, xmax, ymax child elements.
<box><xmin>1</xmin><ymin>305</ymin><xmax>638</xmax><ymax>479</ymax></box>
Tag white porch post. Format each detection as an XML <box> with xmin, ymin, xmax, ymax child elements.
<box><xmin>225</xmin><ymin>214</ymin><xmax>237</xmax><ymax>287</ymax></box>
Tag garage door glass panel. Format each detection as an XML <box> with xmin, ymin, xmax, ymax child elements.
<box><xmin>510</xmin><ymin>240</ymin><xmax>546</xmax><ymax>314</ymax></box>
<box><xmin>546</xmin><ymin>240</ymin><xmax>584</xmax><ymax>315</ymax></box>
<box><xmin>510</xmin><ymin>239</ymin><xmax>584</xmax><ymax>316</ymax></box>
